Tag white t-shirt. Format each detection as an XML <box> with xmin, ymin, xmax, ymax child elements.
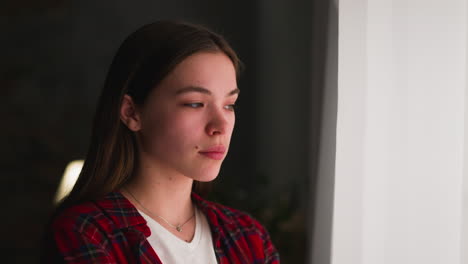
<box><xmin>137</xmin><ymin>205</ymin><xmax>218</xmax><ymax>264</ymax></box>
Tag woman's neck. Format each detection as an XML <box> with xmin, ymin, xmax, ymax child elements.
<box><xmin>120</xmin><ymin>162</ymin><xmax>195</xmax><ymax>226</ymax></box>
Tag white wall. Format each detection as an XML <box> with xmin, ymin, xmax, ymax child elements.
<box><xmin>334</xmin><ymin>1</ymin><xmax>468</xmax><ymax>264</ymax></box>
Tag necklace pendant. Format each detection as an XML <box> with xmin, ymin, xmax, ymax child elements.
<box><xmin>176</xmin><ymin>226</ymin><xmax>182</xmax><ymax>232</ymax></box>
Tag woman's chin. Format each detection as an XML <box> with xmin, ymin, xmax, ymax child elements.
<box><xmin>191</xmin><ymin>168</ymin><xmax>221</xmax><ymax>182</ymax></box>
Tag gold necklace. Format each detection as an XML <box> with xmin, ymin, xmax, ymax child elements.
<box><xmin>123</xmin><ymin>187</ymin><xmax>195</xmax><ymax>232</ymax></box>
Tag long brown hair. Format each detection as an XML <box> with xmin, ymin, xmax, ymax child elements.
<box><xmin>56</xmin><ymin>20</ymin><xmax>242</xmax><ymax>213</ymax></box>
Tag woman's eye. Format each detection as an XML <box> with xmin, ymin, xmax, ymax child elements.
<box><xmin>225</xmin><ymin>104</ymin><xmax>237</xmax><ymax>111</ymax></box>
<box><xmin>184</xmin><ymin>103</ymin><xmax>204</xmax><ymax>108</ymax></box>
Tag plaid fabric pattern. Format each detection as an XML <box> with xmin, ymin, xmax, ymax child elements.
<box><xmin>45</xmin><ymin>191</ymin><xmax>280</xmax><ymax>263</ymax></box>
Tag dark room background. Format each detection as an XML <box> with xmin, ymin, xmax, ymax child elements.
<box><xmin>1</xmin><ymin>0</ymin><xmax>334</xmax><ymax>263</ymax></box>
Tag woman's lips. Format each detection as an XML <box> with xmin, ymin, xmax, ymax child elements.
<box><xmin>199</xmin><ymin>152</ymin><xmax>225</xmax><ymax>160</ymax></box>
<box><xmin>199</xmin><ymin>145</ymin><xmax>226</xmax><ymax>160</ymax></box>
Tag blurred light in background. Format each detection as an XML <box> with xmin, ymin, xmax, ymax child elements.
<box><xmin>54</xmin><ymin>160</ymin><xmax>84</xmax><ymax>204</ymax></box>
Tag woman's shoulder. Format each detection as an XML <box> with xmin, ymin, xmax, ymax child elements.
<box><xmin>51</xmin><ymin>199</ymin><xmax>111</xmax><ymax>235</ymax></box>
<box><xmin>51</xmin><ymin>191</ymin><xmax>144</xmax><ymax>235</ymax></box>
<box><xmin>192</xmin><ymin>192</ymin><xmax>270</xmax><ymax>235</ymax></box>
<box><xmin>43</xmin><ymin>192</ymin><xmax>157</xmax><ymax>263</ymax></box>
<box><xmin>193</xmin><ymin>193</ymin><xmax>280</xmax><ymax>263</ymax></box>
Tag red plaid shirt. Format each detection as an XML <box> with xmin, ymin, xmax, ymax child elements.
<box><xmin>43</xmin><ymin>191</ymin><xmax>280</xmax><ymax>263</ymax></box>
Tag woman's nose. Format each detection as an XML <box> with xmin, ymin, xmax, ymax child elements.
<box><xmin>205</xmin><ymin>108</ymin><xmax>229</xmax><ymax>136</ymax></box>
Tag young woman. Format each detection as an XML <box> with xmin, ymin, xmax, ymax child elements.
<box><xmin>41</xmin><ymin>20</ymin><xmax>280</xmax><ymax>263</ymax></box>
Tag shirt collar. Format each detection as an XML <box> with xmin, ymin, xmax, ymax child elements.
<box><xmin>93</xmin><ymin>190</ymin><xmax>234</xmax><ymax>237</ymax></box>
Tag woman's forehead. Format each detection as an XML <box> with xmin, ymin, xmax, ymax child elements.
<box><xmin>156</xmin><ymin>52</ymin><xmax>238</xmax><ymax>96</ymax></box>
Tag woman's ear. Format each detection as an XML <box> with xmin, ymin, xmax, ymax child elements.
<box><xmin>120</xmin><ymin>94</ymin><xmax>142</xmax><ymax>132</ymax></box>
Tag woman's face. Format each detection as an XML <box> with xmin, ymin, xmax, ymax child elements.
<box><xmin>134</xmin><ymin>51</ymin><xmax>238</xmax><ymax>182</ymax></box>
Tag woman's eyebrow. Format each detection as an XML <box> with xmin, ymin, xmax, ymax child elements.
<box><xmin>175</xmin><ymin>86</ymin><xmax>240</xmax><ymax>96</ymax></box>
<box><xmin>229</xmin><ymin>88</ymin><xmax>240</xmax><ymax>96</ymax></box>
